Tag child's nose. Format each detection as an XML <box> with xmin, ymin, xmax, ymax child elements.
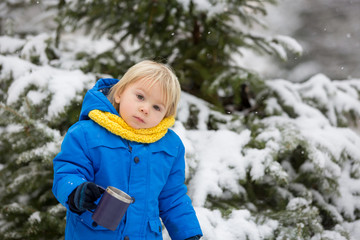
<box><xmin>140</xmin><ymin>105</ymin><xmax>149</xmax><ymax>114</ymax></box>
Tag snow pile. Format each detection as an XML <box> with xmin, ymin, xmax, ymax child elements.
<box><xmin>0</xmin><ymin>35</ymin><xmax>95</xmax><ymax>120</ymax></box>
<box><xmin>0</xmin><ymin>36</ymin><xmax>25</xmax><ymax>54</ymax></box>
<box><xmin>195</xmin><ymin>208</ymin><xmax>278</xmax><ymax>240</ymax></box>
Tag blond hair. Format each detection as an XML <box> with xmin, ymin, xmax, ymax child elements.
<box><xmin>108</xmin><ymin>60</ymin><xmax>181</xmax><ymax>117</ymax></box>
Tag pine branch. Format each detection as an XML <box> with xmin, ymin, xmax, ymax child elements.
<box><xmin>0</xmin><ymin>103</ymin><xmax>34</xmax><ymax>127</ymax></box>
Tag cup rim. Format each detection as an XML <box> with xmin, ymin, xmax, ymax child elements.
<box><xmin>106</xmin><ymin>186</ymin><xmax>133</xmax><ymax>204</ymax></box>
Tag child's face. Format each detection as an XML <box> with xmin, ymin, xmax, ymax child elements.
<box><xmin>115</xmin><ymin>80</ymin><xmax>167</xmax><ymax>129</ymax></box>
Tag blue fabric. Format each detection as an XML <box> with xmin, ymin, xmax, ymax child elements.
<box><xmin>52</xmin><ymin>78</ymin><xmax>202</xmax><ymax>240</ymax></box>
<box><xmin>185</xmin><ymin>236</ymin><xmax>202</xmax><ymax>240</ymax></box>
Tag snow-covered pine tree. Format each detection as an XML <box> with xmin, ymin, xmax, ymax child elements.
<box><xmin>2</xmin><ymin>1</ymin><xmax>360</xmax><ymax>239</ymax></box>
<box><xmin>58</xmin><ymin>0</ymin><xmax>301</xmax><ymax>108</ymax></box>
<box><xmin>0</xmin><ymin>34</ymin><xmax>95</xmax><ymax>239</ymax></box>
<box><xmin>176</xmin><ymin>75</ymin><xmax>360</xmax><ymax>239</ymax></box>
<box><xmin>2</xmin><ymin>32</ymin><xmax>360</xmax><ymax>239</ymax></box>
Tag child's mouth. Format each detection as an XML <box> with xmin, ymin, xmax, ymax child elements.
<box><xmin>134</xmin><ymin>116</ymin><xmax>145</xmax><ymax>123</ymax></box>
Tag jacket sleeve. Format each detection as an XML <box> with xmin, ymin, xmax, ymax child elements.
<box><xmin>52</xmin><ymin>122</ymin><xmax>94</xmax><ymax>209</ymax></box>
<box><xmin>158</xmin><ymin>143</ymin><xmax>202</xmax><ymax>240</ymax></box>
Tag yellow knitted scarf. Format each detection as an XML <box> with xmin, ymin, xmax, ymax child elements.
<box><xmin>88</xmin><ymin>110</ymin><xmax>175</xmax><ymax>143</ymax></box>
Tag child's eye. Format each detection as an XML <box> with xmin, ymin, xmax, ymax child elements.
<box><xmin>136</xmin><ymin>94</ymin><xmax>144</xmax><ymax>100</ymax></box>
<box><xmin>153</xmin><ymin>105</ymin><xmax>161</xmax><ymax>111</ymax></box>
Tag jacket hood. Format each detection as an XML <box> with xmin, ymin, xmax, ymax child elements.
<box><xmin>79</xmin><ymin>78</ymin><xmax>119</xmax><ymax>121</ymax></box>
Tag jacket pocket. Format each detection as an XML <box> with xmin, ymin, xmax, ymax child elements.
<box><xmin>148</xmin><ymin>217</ymin><xmax>163</xmax><ymax>237</ymax></box>
<box><xmin>78</xmin><ymin>211</ymin><xmax>112</xmax><ymax>231</ymax></box>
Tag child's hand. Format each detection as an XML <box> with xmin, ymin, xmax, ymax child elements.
<box><xmin>68</xmin><ymin>182</ymin><xmax>105</xmax><ymax>214</ymax></box>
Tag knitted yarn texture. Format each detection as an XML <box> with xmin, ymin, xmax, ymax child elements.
<box><xmin>88</xmin><ymin>110</ymin><xmax>175</xmax><ymax>143</ymax></box>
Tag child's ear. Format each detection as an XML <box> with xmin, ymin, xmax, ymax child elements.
<box><xmin>115</xmin><ymin>93</ymin><xmax>121</xmax><ymax>104</ymax></box>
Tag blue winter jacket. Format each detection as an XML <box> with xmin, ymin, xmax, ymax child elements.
<box><xmin>52</xmin><ymin>78</ymin><xmax>202</xmax><ymax>240</ymax></box>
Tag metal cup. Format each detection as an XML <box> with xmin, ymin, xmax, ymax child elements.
<box><xmin>91</xmin><ymin>186</ymin><xmax>133</xmax><ymax>231</ymax></box>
